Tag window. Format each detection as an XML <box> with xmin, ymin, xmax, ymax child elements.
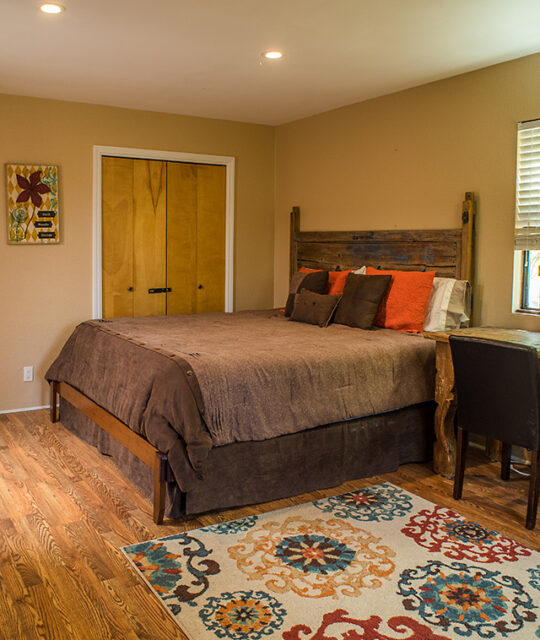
<box><xmin>521</xmin><ymin>250</ymin><xmax>540</xmax><ymax>310</ymax></box>
<box><xmin>514</xmin><ymin>119</ymin><xmax>540</xmax><ymax>313</ymax></box>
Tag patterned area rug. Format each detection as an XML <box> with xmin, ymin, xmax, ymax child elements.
<box><xmin>122</xmin><ymin>482</ymin><xmax>540</xmax><ymax>639</ymax></box>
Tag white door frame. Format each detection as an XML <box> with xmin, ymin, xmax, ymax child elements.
<box><xmin>92</xmin><ymin>145</ymin><xmax>235</xmax><ymax>318</ymax></box>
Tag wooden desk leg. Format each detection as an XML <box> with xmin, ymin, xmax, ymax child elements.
<box><xmin>433</xmin><ymin>342</ymin><xmax>456</xmax><ymax>478</ymax></box>
<box><xmin>526</xmin><ymin>450</ymin><xmax>539</xmax><ymax>530</ymax></box>
<box><xmin>50</xmin><ymin>381</ymin><xmax>59</xmax><ymax>423</ymax></box>
<box><xmin>153</xmin><ymin>452</ymin><xmax>168</xmax><ymax>525</ymax></box>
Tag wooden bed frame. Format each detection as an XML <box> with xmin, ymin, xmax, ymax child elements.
<box><xmin>290</xmin><ymin>192</ymin><xmax>476</xmax><ymax>482</ymax></box>
<box><xmin>290</xmin><ymin>192</ymin><xmax>475</xmax><ymax>281</ymax></box>
<box><xmin>50</xmin><ymin>380</ymin><xmax>170</xmax><ymax>524</ymax></box>
<box><xmin>50</xmin><ymin>192</ymin><xmax>476</xmax><ymax>524</ymax></box>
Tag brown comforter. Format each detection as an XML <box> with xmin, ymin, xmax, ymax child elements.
<box><xmin>46</xmin><ymin>310</ymin><xmax>435</xmax><ymax>482</ymax></box>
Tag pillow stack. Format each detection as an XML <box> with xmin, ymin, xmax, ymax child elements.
<box><xmin>286</xmin><ymin>266</ymin><xmax>470</xmax><ymax>332</ymax></box>
<box><xmin>286</xmin><ymin>269</ymin><xmax>392</xmax><ymax>330</ymax></box>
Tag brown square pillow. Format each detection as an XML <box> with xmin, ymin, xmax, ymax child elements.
<box><xmin>289</xmin><ymin>290</ymin><xmax>341</xmax><ymax>327</ymax></box>
<box><xmin>284</xmin><ymin>270</ymin><xmax>328</xmax><ymax>317</ymax></box>
<box><xmin>334</xmin><ymin>273</ymin><xmax>392</xmax><ymax>329</ymax></box>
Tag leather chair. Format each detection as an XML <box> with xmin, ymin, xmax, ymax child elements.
<box><xmin>449</xmin><ymin>335</ymin><xmax>540</xmax><ymax>530</ymax></box>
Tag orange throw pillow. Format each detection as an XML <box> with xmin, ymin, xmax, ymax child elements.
<box><xmin>365</xmin><ymin>267</ymin><xmax>435</xmax><ymax>333</ymax></box>
<box><xmin>328</xmin><ymin>270</ymin><xmax>352</xmax><ymax>295</ymax></box>
<box><xmin>299</xmin><ymin>267</ymin><xmax>352</xmax><ymax>295</ymax></box>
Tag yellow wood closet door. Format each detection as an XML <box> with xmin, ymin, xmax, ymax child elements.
<box><xmin>167</xmin><ymin>162</ymin><xmax>226</xmax><ymax>315</ymax></box>
<box><xmin>102</xmin><ymin>157</ymin><xmax>134</xmax><ymax>318</ymax></box>
<box><xmin>102</xmin><ymin>157</ymin><xmax>166</xmax><ymax>318</ymax></box>
<box><xmin>102</xmin><ymin>157</ymin><xmax>226</xmax><ymax>318</ymax></box>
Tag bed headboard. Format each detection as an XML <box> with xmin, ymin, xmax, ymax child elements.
<box><xmin>290</xmin><ymin>192</ymin><xmax>475</xmax><ymax>284</ymax></box>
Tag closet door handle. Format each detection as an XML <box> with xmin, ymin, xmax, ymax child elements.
<box><xmin>198</xmin><ymin>284</ymin><xmax>203</xmax><ymax>290</ymax></box>
<box><xmin>148</xmin><ymin>287</ymin><xmax>172</xmax><ymax>294</ymax></box>
<box><xmin>127</xmin><ymin>286</ymin><xmax>134</xmax><ymax>292</ymax></box>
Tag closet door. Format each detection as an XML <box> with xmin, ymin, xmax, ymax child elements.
<box><xmin>166</xmin><ymin>163</ymin><xmax>197</xmax><ymax>314</ymax></box>
<box><xmin>195</xmin><ymin>164</ymin><xmax>226</xmax><ymax>313</ymax></box>
<box><xmin>102</xmin><ymin>156</ymin><xmax>134</xmax><ymax>318</ymax></box>
<box><xmin>102</xmin><ymin>157</ymin><xmax>226</xmax><ymax>318</ymax></box>
<box><xmin>102</xmin><ymin>157</ymin><xmax>167</xmax><ymax>318</ymax></box>
<box><xmin>132</xmin><ymin>159</ymin><xmax>167</xmax><ymax>317</ymax></box>
<box><xmin>167</xmin><ymin>162</ymin><xmax>226</xmax><ymax>315</ymax></box>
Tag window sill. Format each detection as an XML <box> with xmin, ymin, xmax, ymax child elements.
<box><xmin>513</xmin><ymin>308</ymin><xmax>540</xmax><ymax>316</ymax></box>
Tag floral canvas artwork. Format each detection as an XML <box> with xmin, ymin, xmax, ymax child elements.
<box><xmin>6</xmin><ymin>164</ymin><xmax>59</xmax><ymax>244</ymax></box>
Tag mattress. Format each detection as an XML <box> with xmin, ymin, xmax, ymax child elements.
<box><xmin>46</xmin><ymin>310</ymin><xmax>435</xmax><ymax>484</ymax></box>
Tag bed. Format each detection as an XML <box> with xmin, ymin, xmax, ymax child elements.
<box><xmin>46</xmin><ymin>192</ymin><xmax>475</xmax><ymax>523</ymax></box>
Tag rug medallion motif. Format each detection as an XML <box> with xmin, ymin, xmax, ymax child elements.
<box><xmin>313</xmin><ymin>482</ymin><xmax>414</xmax><ymax>522</ymax></box>
<box><xmin>227</xmin><ymin>515</ymin><xmax>395</xmax><ymax>598</ymax></box>
<box><xmin>401</xmin><ymin>505</ymin><xmax>532</xmax><ymax>563</ymax></box>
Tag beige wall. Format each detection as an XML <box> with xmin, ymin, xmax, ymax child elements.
<box><xmin>5</xmin><ymin>52</ymin><xmax>540</xmax><ymax>412</ymax></box>
<box><xmin>274</xmin><ymin>52</ymin><xmax>540</xmax><ymax>336</ymax></box>
<box><xmin>1</xmin><ymin>94</ymin><xmax>274</xmax><ymax>412</ymax></box>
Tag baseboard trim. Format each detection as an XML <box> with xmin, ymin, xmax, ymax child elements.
<box><xmin>0</xmin><ymin>404</ymin><xmax>51</xmax><ymax>415</ymax></box>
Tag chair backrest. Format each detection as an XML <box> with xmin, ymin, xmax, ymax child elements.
<box><xmin>449</xmin><ymin>336</ymin><xmax>540</xmax><ymax>450</ymax></box>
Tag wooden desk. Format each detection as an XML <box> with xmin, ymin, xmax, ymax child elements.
<box><xmin>423</xmin><ymin>327</ymin><xmax>540</xmax><ymax>478</ymax></box>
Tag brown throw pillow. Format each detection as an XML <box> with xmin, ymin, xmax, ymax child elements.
<box><xmin>289</xmin><ymin>290</ymin><xmax>341</xmax><ymax>327</ymax></box>
<box><xmin>284</xmin><ymin>270</ymin><xmax>329</xmax><ymax>317</ymax></box>
<box><xmin>334</xmin><ymin>273</ymin><xmax>392</xmax><ymax>329</ymax></box>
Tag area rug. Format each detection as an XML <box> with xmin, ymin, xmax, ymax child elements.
<box><xmin>122</xmin><ymin>482</ymin><xmax>540</xmax><ymax>639</ymax></box>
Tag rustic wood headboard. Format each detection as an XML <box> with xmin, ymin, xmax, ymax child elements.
<box><xmin>290</xmin><ymin>192</ymin><xmax>475</xmax><ymax>285</ymax></box>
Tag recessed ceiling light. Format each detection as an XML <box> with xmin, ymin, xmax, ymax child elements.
<box><xmin>262</xmin><ymin>50</ymin><xmax>283</xmax><ymax>60</ymax></box>
<box><xmin>40</xmin><ymin>3</ymin><xmax>65</xmax><ymax>14</ymax></box>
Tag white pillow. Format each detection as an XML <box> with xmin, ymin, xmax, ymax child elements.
<box><xmin>424</xmin><ymin>277</ymin><xmax>471</xmax><ymax>332</ymax></box>
<box><xmin>353</xmin><ymin>266</ymin><xmax>366</xmax><ymax>275</ymax></box>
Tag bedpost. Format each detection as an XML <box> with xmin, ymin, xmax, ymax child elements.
<box><xmin>289</xmin><ymin>206</ymin><xmax>300</xmax><ymax>279</ymax></box>
<box><xmin>50</xmin><ymin>381</ymin><xmax>58</xmax><ymax>423</ymax></box>
<box><xmin>460</xmin><ymin>192</ymin><xmax>475</xmax><ymax>284</ymax></box>
<box><xmin>153</xmin><ymin>452</ymin><xmax>168</xmax><ymax>525</ymax></box>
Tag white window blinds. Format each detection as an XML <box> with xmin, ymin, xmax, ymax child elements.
<box><xmin>515</xmin><ymin>119</ymin><xmax>540</xmax><ymax>250</ymax></box>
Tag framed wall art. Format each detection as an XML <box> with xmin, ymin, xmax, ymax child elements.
<box><xmin>6</xmin><ymin>164</ymin><xmax>59</xmax><ymax>244</ymax></box>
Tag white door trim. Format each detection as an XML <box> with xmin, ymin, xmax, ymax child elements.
<box><xmin>92</xmin><ymin>145</ymin><xmax>235</xmax><ymax>318</ymax></box>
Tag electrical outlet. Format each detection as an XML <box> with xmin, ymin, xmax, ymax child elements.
<box><xmin>23</xmin><ymin>366</ymin><xmax>34</xmax><ymax>382</ymax></box>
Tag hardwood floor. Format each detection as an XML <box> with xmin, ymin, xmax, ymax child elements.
<box><xmin>0</xmin><ymin>409</ymin><xmax>538</xmax><ymax>640</ymax></box>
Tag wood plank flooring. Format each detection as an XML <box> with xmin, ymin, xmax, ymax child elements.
<box><xmin>0</xmin><ymin>409</ymin><xmax>538</xmax><ymax>639</ymax></box>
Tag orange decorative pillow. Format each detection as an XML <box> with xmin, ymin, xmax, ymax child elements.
<box><xmin>328</xmin><ymin>270</ymin><xmax>352</xmax><ymax>295</ymax></box>
<box><xmin>299</xmin><ymin>267</ymin><xmax>352</xmax><ymax>295</ymax></box>
<box><xmin>365</xmin><ymin>267</ymin><xmax>435</xmax><ymax>333</ymax></box>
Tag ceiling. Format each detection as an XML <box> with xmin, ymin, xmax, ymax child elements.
<box><xmin>2</xmin><ymin>0</ymin><xmax>540</xmax><ymax>125</ymax></box>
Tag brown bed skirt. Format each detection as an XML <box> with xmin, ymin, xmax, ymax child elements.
<box><xmin>59</xmin><ymin>398</ymin><xmax>435</xmax><ymax>519</ymax></box>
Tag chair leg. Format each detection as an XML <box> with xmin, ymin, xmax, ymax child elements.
<box><xmin>453</xmin><ymin>428</ymin><xmax>468</xmax><ymax>500</ymax></box>
<box><xmin>501</xmin><ymin>442</ymin><xmax>512</xmax><ymax>481</ymax></box>
<box><xmin>526</xmin><ymin>449</ymin><xmax>540</xmax><ymax>530</ymax></box>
